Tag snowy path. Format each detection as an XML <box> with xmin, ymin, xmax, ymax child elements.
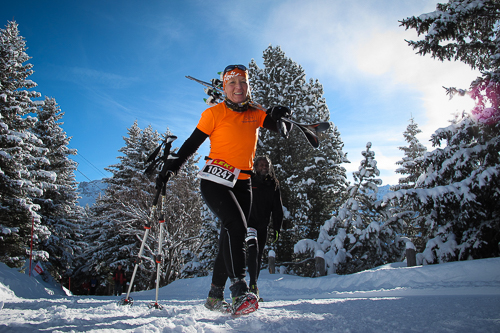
<box><xmin>1</xmin><ymin>258</ymin><xmax>499</xmax><ymax>332</ymax></box>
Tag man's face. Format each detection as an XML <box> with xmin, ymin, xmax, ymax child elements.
<box><xmin>255</xmin><ymin>159</ymin><xmax>269</xmax><ymax>177</ymax></box>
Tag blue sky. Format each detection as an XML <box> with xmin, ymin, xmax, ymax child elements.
<box><xmin>3</xmin><ymin>0</ymin><xmax>478</xmax><ymax>185</ymax></box>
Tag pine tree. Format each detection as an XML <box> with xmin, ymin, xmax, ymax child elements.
<box><xmin>180</xmin><ymin>203</ymin><xmax>219</xmax><ymax>279</ymax></box>
<box><xmin>390</xmin><ymin>0</ymin><xmax>500</xmax><ymax>263</ymax></box>
<box><xmin>0</xmin><ymin>21</ymin><xmax>49</xmax><ymax>268</ymax></box>
<box><xmin>248</xmin><ymin>45</ymin><xmax>349</xmax><ymax>262</ymax></box>
<box><xmin>400</xmin><ymin>0</ymin><xmax>500</xmax><ymax>124</ymax></box>
<box><xmin>391</xmin><ymin>117</ymin><xmax>427</xmax><ymax>191</ymax></box>
<box><xmin>75</xmin><ymin>123</ymin><xmax>203</xmax><ymax>292</ymax></box>
<box><xmin>160</xmin><ymin>152</ymin><xmax>203</xmax><ymax>286</ymax></box>
<box><xmin>297</xmin><ymin>143</ymin><xmax>407</xmax><ymax>275</ymax></box>
<box><xmin>32</xmin><ymin>96</ymin><xmax>84</xmax><ymax>279</ymax></box>
<box><xmin>75</xmin><ymin>121</ymin><xmax>162</xmax><ymax>291</ymax></box>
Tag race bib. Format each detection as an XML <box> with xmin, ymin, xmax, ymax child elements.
<box><xmin>197</xmin><ymin>159</ymin><xmax>240</xmax><ymax>187</ymax></box>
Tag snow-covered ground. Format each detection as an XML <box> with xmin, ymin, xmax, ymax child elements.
<box><xmin>1</xmin><ymin>258</ymin><xmax>499</xmax><ymax>332</ymax></box>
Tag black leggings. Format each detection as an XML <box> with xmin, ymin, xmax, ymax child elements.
<box><xmin>200</xmin><ymin>179</ymin><xmax>251</xmax><ymax>286</ymax></box>
<box><xmin>247</xmin><ymin>226</ymin><xmax>268</xmax><ymax>286</ymax></box>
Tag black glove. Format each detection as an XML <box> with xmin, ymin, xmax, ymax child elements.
<box><xmin>156</xmin><ymin>153</ymin><xmax>180</xmax><ymax>188</ymax></box>
<box><xmin>164</xmin><ymin>153</ymin><xmax>181</xmax><ymax>175</ymax></box>
<box><xmin>269</xmin><ymin>106</ymin><xmax>291</xmax><ymax>121</ymax></box>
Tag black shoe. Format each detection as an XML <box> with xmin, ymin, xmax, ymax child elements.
<box><xmin>249</xmin><ymin>284</ymin><xmax>259</xmax><ymax>298</ymax></box>
<box><xmin>204</xmin><ymin>296</ymin><xmax>232</xmax><ymax>313</ymax></box>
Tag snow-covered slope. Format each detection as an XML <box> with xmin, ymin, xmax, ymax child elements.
<box><xmin>1</xmin><ymin>258</ymin><xmax>499</xmax><ymax>332</ymax></box>
<box><xmin>0</xmin><ymin>263</ymin><xmax>68</xmax><ymax>299</ymax></box>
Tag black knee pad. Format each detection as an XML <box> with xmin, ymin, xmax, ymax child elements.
<box><xmin>245</xmin><ymin>227</ymin><xmax>258</xmax><ymax>247</ymax></box>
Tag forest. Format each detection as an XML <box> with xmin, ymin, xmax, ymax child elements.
<box><xmin>0</xmin><ymin>0</ymin><xmax>498</xmax><ymax>295</ymax></box>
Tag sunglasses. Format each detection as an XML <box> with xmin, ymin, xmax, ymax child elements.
<box><xmin>223</xmin><ymin>64</ymin><xmax>247</xmax><ymax>76</ymax></box>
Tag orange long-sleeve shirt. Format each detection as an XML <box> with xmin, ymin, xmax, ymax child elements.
<box><xmin>196</xmin><ymin>103</ymin><xmax>267</xmax><ymax>180</ymax></box>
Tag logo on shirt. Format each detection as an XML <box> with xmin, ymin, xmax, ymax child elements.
<box><xmin>243</xmin><ymin>112</ymin><xmax>258</xmax><ymax>123</ymax></box>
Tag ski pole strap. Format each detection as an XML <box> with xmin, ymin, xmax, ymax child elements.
<box><xmin>203</xmin><ymin>156</ymin><xmax>254</xmax><ymax>176</ymax></box>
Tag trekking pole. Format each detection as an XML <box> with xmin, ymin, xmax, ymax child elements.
<box><xmin>149</xmin><ymin>184</ymin><xmax>167</xmax><ymax>309</ymax></box>
<box><xmin>119</xmin><ymin>135</ymin><xmax>177</xmax><ymax>307</ymax></box>
<box><xmin>119</xmin><ymin>207</ymin><xmax>156</xmax><ymax>306</ymax></box>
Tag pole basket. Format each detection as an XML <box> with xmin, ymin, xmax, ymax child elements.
<box><xmin>148</xmin><ymin>302</ymin><xmax>163</xmax><ymax>310</ymax></box>
<box><xmin>155</xmin><ymin>254</ymin><xmax>162</xmax><ymax>263</ymax></box>
<box><xmin>118</xmin><ymin>297</ymin><xmax>134</xmax><ymax>306</ymax></box>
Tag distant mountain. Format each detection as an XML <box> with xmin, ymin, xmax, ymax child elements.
<box><xmin>76</xmin><ymin>181</ymin><xmax>393</xmax><ymax>207</ymax></box>
<box><xmin>77</xmin><ymin>180</ymin><xmax>107</xmax><ymax>207</ymax></box>
<box><xmin>377</xmin><ymin>184</ymin><xmax>392</xmax><ymax>201</ymax></box>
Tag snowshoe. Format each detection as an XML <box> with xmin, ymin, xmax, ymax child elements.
<box><xmin>204</xmin><ymin>297</ymin><xmax>232</xmax><ymax>313</ymax></box>
<box><xmin>232</xmin><ymin>292</ymin><xmax>259</xmax><ymax>315</ymax></box>
<box><xmin>230</xmin><ymin>279</ymin><xmax>259</xmax><ymax>315</ymax></box>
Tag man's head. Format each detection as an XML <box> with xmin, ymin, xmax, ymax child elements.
<box><xmin>254</xmin><ymin>156</ymin><xmax>271</xmax><ymax>177</ymax></box>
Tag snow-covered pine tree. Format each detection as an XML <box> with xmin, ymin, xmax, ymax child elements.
<box><xmin>159</xmin><ymin>151</ymin><xmax>203</xmax><ymax>286</ymax></box>
<box><xmin>75</xmin><ymin>123</ymin><xmax>203</xmax><ymax>292</ymax></box>
<box><xmin>389</xmin><ymin>0</ymin><xmax>500</xmax><ymax>263</ymax></box>
<box><xmin>32</xmin><ymin>96</ymin><xmax>85</xmax><ymax>279</ymax></box>
<box><xmin>75</xmin><ymin>121</ymin><xmax>163</xmax><ymax>291</ymax></box>
<box><xmin>180</xmin><ymin>203</ymin><xmax>219</xmax><ymax>279</ymax></box>
<box><xmin>248</xmin><ymin>45</ymin><xmax>349</xmax><ymax>262</ymax></box>
<box><xmin>391</xmin><ymin>117</ymin><xmax>427</xmax><ymax>191</ymax></box>
<box><xmin>385</xmin><ymin>117</ymin><xmax>428</xmax><ymax>252</ymax></box>
<box><xmin>0</xmin><ymin>21</ymin><xmax>50</xmax><ymax>268</ymax></box>
<box><xmin>296</xmin><ymin>143</ymin><xmax>407</xmax><ymax>275</ymax></box>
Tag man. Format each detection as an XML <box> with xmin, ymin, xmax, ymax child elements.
<box><xmin>112</xmin><ymin>264</ymin><xmax>126</xmax><ymax>296</ymax></box>
<box><xmin>247</xmin><ymin>156</ymin><xmax>284</xmax><ymax>299</ymax></box>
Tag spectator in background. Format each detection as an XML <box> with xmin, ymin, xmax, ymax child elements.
<box><xmin>112</xmin><ymin>264</ymin><xmax>126</xmax><ymax>296</ymax></box>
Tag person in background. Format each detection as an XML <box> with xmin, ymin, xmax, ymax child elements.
<box><xmin>112</xmin><ymin>264</ymin><xmax>126</xmax><ymax>296</ymax></box>
<box><xmin>246</xmin><ymin>156</ymin><xmax>284</xmax><ymax>300</ymax></box>
<box><xmin>81</xmin><ymin>280</ymin><xmax>90</xmax><ymax>295</ymax></box>
<box><xmin>90</xmin><ymin>276</ymin><xmax>98</xmax><ymax>295</ymax></box>
<box><xmin>163</xmin><ymin>64</ymin><xmax>291</xmax><ymax>315</ymax></box>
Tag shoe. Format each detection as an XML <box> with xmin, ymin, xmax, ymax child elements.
<box><xmin>205</xmin><ymin>284</ymin><xmax>231</xmax><ymax>313</ymax></box>
<box><xmin>204</xmin><ymin>296</ymin><xmax>232</xmax><ymax>313</ymax></box>
<box><xmin>249</xmin><ymin>284</ymin><xmax>259</xmax><ymax>298</ymax></box>
<box><xmin>230</xmin><ymin>279</ymin><xmax>258</xmax><ymax>315</ymax></box>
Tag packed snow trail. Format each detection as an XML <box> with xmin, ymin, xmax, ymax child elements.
<box><xmin>1</xmin><ymin>258</ymin><xmax>499</xmax><ymax>332</ymax></box>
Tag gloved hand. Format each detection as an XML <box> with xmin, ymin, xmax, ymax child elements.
<box><xmin>269</xmin><ymin>106</ymin><xmax>291</xmax><ymax>121</ymax></box>
<box><xmin>166</xmin><ymin>153</ymin><xmax>182</xmax><ymax>173</ymax></box>
<box><xmin>272</xmin><ymin>230</ymin><xmax>280</xmax><ymax>244</ymax></box>
<box><xmin>278</xmin><ymin>119</ymin><xmax>293</xmax><ymax>139</ymax></box>
<box><xmin>156</xmin><ymin>153</ymin><xmax>180</xmax><ymax>188</ymax></box>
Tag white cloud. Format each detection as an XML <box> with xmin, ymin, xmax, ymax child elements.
<box><xmin>256</xmin><ymin>0</ymin><xmax>480</xmax><ymax>185</ymax></box>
